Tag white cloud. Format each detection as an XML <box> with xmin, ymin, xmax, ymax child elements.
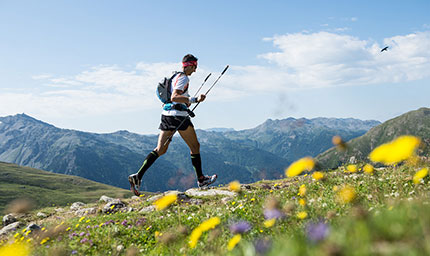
<box><xmin>5</xmin><ymin>30</ymin><xmax>430</xmax><ymax>125</ymax></box>
<box><xmin>259</xmin><ymin>30</ymin><xmax>430</xmax><ymax>88</ymax></box>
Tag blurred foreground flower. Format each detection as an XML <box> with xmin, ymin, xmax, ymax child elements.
<box><xmin>369</xmin><ymin>135</ymin><xmax>421</xmax><ymax>165</ymax></box>
<box><xmin>154</xmin><ymin>193</ymin><xmax>177</xmax><ymax>210</ymax></box>
<box><xmin>228</xmin><ymin>181</ymin><xmax>241</xmax><ymax>192</ymax></box>
<box><xmin>297</xmin><ymin>211</ymin><xmax>308</xmax><ymax>219</ymax></box>
<box><xmin>413</xmin><ymin>167</ymin><xmax>428</xmax><ymax>184</ymax></box>
<box><xmin>285</xmin><ymin>157</ymin><xmax>315</xmax><ymax>177</ymax></box>
<box><xmin>264</xmin><ymin>209</ymin><xmax>284</xmax><ymax>220</ymax></box>
<box><xmin>312</xmin><ymin>171</ymin><xmax>324</xmax><ymax>180</ymax></box>
<box><xmin>0</xmin><ymin>242</ymin><xmax>31</xmax><ymax>256</ymax></box>
<box><xmin>298</xmin><ymin>184</ymin><xmax>306</xmax><ymax>197</ymax></box>
<box><xmin>346</xmin><ymin>164</ymin><xmax>357</xmax><ymax>173</ymax></box>
<box><xmin>306</xmin><ymin>221</ymin><xmax>329</xmax><ymax>243</ymax></box>
<box><xmin>189</xmin><ymin>217</ymin><xmax>221</xmax><ymax>248</ymax></box>
<box><xmin>229</xmin><ymin>221</ymin><xmax>251</xmax><ymax>234</ymax></box>
<box><xmin>263</xmin><ymin>219</ymin><xmax>276</xmax><ymax>228</ymax></box>
<box><xmin>363</xmin><ymin>164</ymin><xmax>374</xmax><ymax>174</ymax></box>
<box><xmin>254</xmin><ymin>238</ymin><xmax>272</xmax><ymax>255</ymax></box>
<box><xmin>332</xmin><ymin>135</ymin><xmax>347</xmax><ymax>151</ymax></box>
<box><xmin>227</xmin><ymin>234</ymin><xmax>241</xmax><ymax>251</ymax></box>
<box><xmin>337</xmin><ymin>185</ymin><xmax>356</xmax><ymax>204</ymax></box>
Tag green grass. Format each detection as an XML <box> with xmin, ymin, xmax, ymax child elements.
<box><xmin>0</xmin><ymin>162</ymin><xmax>132</xmax><ymax>214</ymax></box>
<box><xmin>1</xmin><ymin>162</ymin><xmax>430</xmax><ymax>255</ymax></box>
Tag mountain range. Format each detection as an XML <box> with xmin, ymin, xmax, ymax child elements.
<box><xmin>0</xmin><ymin>113</ymin><xmax>379</xmax><ymax>192</ymax></box>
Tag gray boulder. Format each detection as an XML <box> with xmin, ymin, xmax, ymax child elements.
<box><xmin>70</xmin><ymin>202</ymin><xmax>85</xmax><ymax>211</ymax></box>
<box><xmin>2</xmin><ymin>214</ymin><xmax>17</xmax><ymax>226</ymax></box>
<box><xmin>185</xmin><ymin>188</ymin><xmax>237</xmax><ymax>197</ymax></box>
<box><xmin>75</xmin><ymin>207</ymin><xmax>98</xmax><ymax>216</ymax></box>
<box><xmin>102</xmin><ymin>199</ymin><xmax>126</xmax><ymax>214</ymax></box>
<box><xmin>0</xmin><ymin>222</ymin><xmax>22</xmax><ymax>236</ymax></box>
<box><xmin>99</xmin><ymin>195</ymin><xmax>115</xmax><ymax>203</ymax></box>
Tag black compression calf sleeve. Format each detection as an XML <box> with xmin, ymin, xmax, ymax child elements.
<box><xmin>191</xmin><ymin>154</ymin><xmax>204</xmax><ymax>180</ymax></box>
<box><xmin>137</xmin><ymin>151</ymin><xmax>159</xmax><ymax>180</ymax></box>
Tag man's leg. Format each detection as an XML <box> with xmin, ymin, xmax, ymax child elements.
<box><xmin>129</xmin><ymin>130</ymin><xmax>174</xmax><ymax>195</ymax></box>
<box><xmin>179</xmin><ymin>125</ymin><xmax>217</xmax><ymax>187</ymax></box>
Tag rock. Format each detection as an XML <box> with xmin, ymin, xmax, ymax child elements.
<box><xmin>140</xmin><ymin>205</ymin><xmax>155</xmax><ymax>213</ymax></box>
<box><xmin>189</xmin><ymin>199</ymin><xmax>203</xmax><ymax>205</ymax></box>
<box><xmin>2</xmin><ymin>214</ymin><xmax>17</xmax><ymax>226</ymax></box>
<box><xmin>70</xmin><ymin>202</ymin><xmax>85</xmax><ymax>211</ymax></box>
<box><xmin>147</xmin><ymin>194</ymin><xmax>164</xmax><ymax>202</ymax></box>
<box><xmin>55</xmin><ymin>208</ymin><xmax>65</xmax><ymax>213</ymax></box>
<box><xmin>0</xmin><ymin>222</ymin><xmax>22</xmax><ymax>236</ymax></box>
<box><xmin>99</xmin><ymin>195</ymin><xmax>115</xmax><ymax>203</ymax></box>
<box><xmin>185</xmin><ymin>188</ymin><xmax>237</xmax><ymax>197</ymax></box>
<box><xmin>25</xmin><ymin>223</ymin><xmax>41</xmax><ymax>232</ymax></box>
<box><xmin>177</xmin><ymin>192</ymin><xmax>190</xmax><ymax>201</ymax></box>
<box><xmin>36</xmin><ymin>212</ymin><xmax>48</xmax><ymax>218</ymax></box>
<box><xmin>131</xmin><ymin>196</ymin><xmax>140</xmax><ymax>200</ymax></box>
<box><xmin>75</xmin><ymin>207</ymin><xmax>98</xmax><ymax>216</ymax></box>
<box><xmin>102</xmin><ymin>199</ymin><xmax>126</xmax><ymax>214</ymax></box>
<box><xmin>221</xmin><ymin>197</ymin><xmax>233</xmax><ymax>204</ymax></box>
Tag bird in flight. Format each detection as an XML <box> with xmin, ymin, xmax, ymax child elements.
<box><xmin>381</xmin><ymin>46</ymin><xmax>389</xmax><ymax>52</ymax></box>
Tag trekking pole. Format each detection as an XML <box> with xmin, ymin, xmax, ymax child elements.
<box><xmin>194</xmin><ymin>73</ymin><xmax>212</xmax><ymax>97</ymax></box>
<box><xmin>164</xmin><ymin>65</ymin><xmax>229</xmax><ymax>145</ymax></box>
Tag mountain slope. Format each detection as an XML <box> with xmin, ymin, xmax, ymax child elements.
<box><xmin>0</xmin><ymin>114</ymin><xmax>378</xmax><ymax>191</ymax></box>
<box><xmin>316</xmin><ymin>107</ymin><xmax>430</xmax><ymax>169</ymax></box>
<box><xmin>0</xmin><ymin>161</ymin><xmax>131</xmax><ymax>214</ymax></box>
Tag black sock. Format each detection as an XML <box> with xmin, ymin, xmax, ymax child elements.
<box><xmin>137</xmin><ymin>151</ymin><xmax>159</xmax><ymax>180</ymax></box>
<box><xmin>191</xmin><ymin>154</ymin><xmax>204</xmax><ymax>181</ymax></box>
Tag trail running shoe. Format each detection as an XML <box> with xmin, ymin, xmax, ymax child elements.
<box><xmin>128</xmin><ymin>174</ymin><xmax>141</xmax><ymax>196</ymax></box>
<box><xmin>197</xmin><ymin>174</ymin><xmax>218</xmax><ymax>188</ymax></box>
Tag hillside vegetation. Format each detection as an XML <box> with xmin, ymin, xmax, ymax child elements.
<box><xmin>317</xmin><ymin>107</ymin><xmax>430</xmax><ymax>169</ymax></box>
<box><xmin>1</xmin><ymin>157</ymin><xmax>429</xmax><ymax>255</ymax></box>
<box><xmin>0</xmin><ymin>162</ymin><xmax>132</xmax><ymax>214</ymax></box>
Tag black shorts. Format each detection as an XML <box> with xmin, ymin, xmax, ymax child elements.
<box><xmin>159</xmin><ymin>115</ymin><xmax>193</xmax><ymax>131</ymax></box>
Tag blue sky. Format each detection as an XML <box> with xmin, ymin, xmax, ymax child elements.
<box><xmin>1</xmin><ymin>1</ymin><xmax>429</xmax><ymax>134</ymax></box>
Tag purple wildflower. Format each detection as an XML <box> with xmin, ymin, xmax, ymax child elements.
<box><xmin>229</xmin><ymin>221</ymin><xmax>252</xmax><ymax>234</ymax></box>
<box><xmin>80</xmin><ymin>238</ymin><xmax>88</xmax><ymax>243</ymax></box>
<box><xmin>79</xmin><ymin>232</ymin><xmax>85</xmax><ymax>237</ymax></box>
<box><xmin>121</xmin><ymin>220</ymin><xmax>128</xmax><ymax>226</ymax></box>
<box><xmin>71</xmin><ymin>250</ymin><xmax>78</xmax><ymax>255</ymax></box>
<box><xmin>254</xmin><ymin>238</ymin><xmax>272</xmax><ymax>255</ymax></box>
<box><xmin>136</xmin><ymin>218</ymin><xmax>146</xmax><ymax>226</ymax></box>
<box><xmin>306</xmin><ymin>221</ymin><xmax>330</xmax><ymax>243</ymax></box>
<box><xmin>127</xmin><ymin>225</ymin><xmax>132</xmax><ymax>229</ymax></box>
<box><xmin>264</xmin><ymin>209</ymin><xmax>284</xmax><ymax>220</ymax></box>
<box><xmin>86</xmin><ymin>225</ymin><xmax>91</xmax><ymax>229</ymax></box>
<box><xmin>69</xmin><ymin>232</ymin><xmax>78</xmax><ymax>239</ymax></box>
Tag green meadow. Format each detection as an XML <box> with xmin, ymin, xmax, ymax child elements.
<box><xmin>1</xmin><ymin>160</ymin><xmax>429</xmax><ymax>255</ymax></box>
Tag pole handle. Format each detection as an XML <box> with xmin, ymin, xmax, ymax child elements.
<box><xmin>221</xmin><ymin>65</ymin><xmax>229</xmax><ymax>75</ymax></box>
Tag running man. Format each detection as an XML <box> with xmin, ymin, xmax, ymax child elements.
<box><xmin>128</xmin><ymin>54</ymin><xmax>217</xmax><ymax>196</ymax></box>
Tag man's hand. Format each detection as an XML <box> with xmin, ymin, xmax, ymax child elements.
<box><xmin>197</xmin><ymin>94</ymin><xmax>206</xmax><ymax>102</ymax></box>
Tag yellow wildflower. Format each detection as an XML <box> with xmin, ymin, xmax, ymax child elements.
<box><xmin>297</xmin><ymin>211</ymin><xmax>308</xmax><ymax>219</ymax></box>
<box><xmin>333</xmin><ymin>185</ymin><xmax>339</xmax><ymax>192</ymax></box>
<box><xmin>0</xmin><ymin>242</ymin><xmax>31</xmax><ymax>256</ymax></box>
<box><xmin>413</xmin><ymin>167</ymin><xmax>428</xmax><ymax>184</ymax></box>
<box><xmin>154</xmin><ymin>193</ymin><xmax>178</xmax><ymax>211</ymax></box>
<box><xmin>346</xmin><ymin>164</ymin><xmax>357</xmax><ymax>173</ymax></box>
<box><xmin>250</xmin><ymin>198</ymin><xmax>255</xmax><ymax>202</ymax></box>
<box><xmin>299</xmin><ymin>199</ymin><xmax>306</xmax><ymax>206</ymax></box>
<box><xmin>227</xmin><ymin>234</ymin><xmax>241</xmax><ymax>251</ymax></box>
<box><xmin>263</xmin><ymin>219</ymin><xmax>276</xmax><ymax>228</ymax></box>
<box><xmin>285</xmin><ymin>157</ymin><xmax>315</xmax><ymax>177</ymax></box>
<box><xmin>312</xmin><ymin>171</ymin><xmax>324</xmax><ymax>180</ymax></box>
<box><xmin>363</xmin><ymin>164</ymin><xmax>374</xmax><ymax>174</ymax></box>
<box><xmin>40</xmin><ymin>237</ymin><xmax>49</xmax><ymax>245</ymax></box>
<box><xmin>299</xmin><ymin>184</ymin><xmax>306</xmax><ymax>197</ymax></box>
<box><xmin>369</xmin><ymin>135</ymin><xmax>421</xmax><ymax>165</ymax></box>
<box><xmin>228</xmin><ymin>181</ymin><xmax>241</xmax><ymax>192</ymax></box>
<box><xmin>337</xmin><ymin>185</ymin><xmax>356</xmax><ymax>204</ymax></box>
<box><xmin>79</xmin><ymin>217</ymin><xmax>85</xmax><ymax>222</ymax></box>
<box><xmin>189</xmin><ymin>217</ymin><xmax>221</xmax><ymax>248</ymax></box>
<box><xmin>75</xmin><ymin>224</ymin><xmax>79</xmax><ymax>228</ymax></box>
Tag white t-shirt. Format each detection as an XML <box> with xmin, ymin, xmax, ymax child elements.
<box><xmin>161</xmin><ymin>72</ymin><xmax>190</xmax><ymax>116</ymax></box>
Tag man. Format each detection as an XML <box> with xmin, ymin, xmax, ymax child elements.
<box><xmin>128</xmin><ymin>54</ymin><xmax>217</xmax><ymax>196</ymax></box>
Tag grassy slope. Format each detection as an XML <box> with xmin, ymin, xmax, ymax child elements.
<box><xmin>1</xmin><ymin>162</ymin><xmax>429</xmax><ymax>255</ymax></box>
<box><xmin>0</xmin><ymin>162</ymin><xmax>132</xmax><ymax>214</ymax></box>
